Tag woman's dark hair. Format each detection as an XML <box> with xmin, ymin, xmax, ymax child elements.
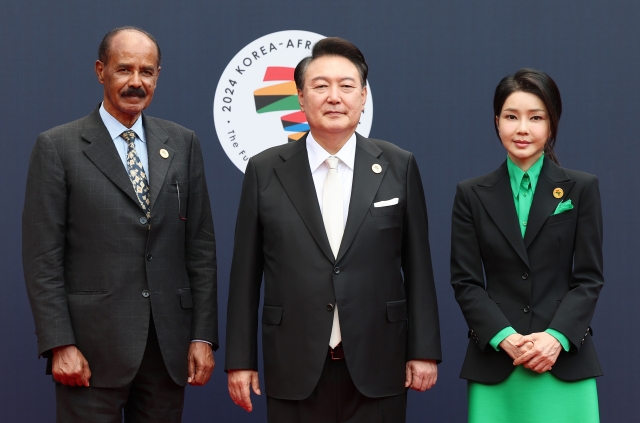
<box><xmin>493</xmin><ymin>68</ymin><xmax>562</xmax><ymax>165</ymax></box>
<box><xmin>294</xmin><ymin>37</ymin><xmax>368</xmax><ymax>90</ymax></box>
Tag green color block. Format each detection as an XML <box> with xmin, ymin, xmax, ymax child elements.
<box><xmin>257</xmin><ymin>95</ymin><xmax>300</xmax><ymax>113</ymax></box>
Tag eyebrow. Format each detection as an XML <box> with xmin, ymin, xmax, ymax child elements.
<box><xmin>115</xmin><ymin>64</ymin><xmax>156</xmax><ymax>71</ymax></box>
<box><xmin>310</xmin><ymin>76</ymin><xmax>357</xmax><ymax>83</ymax></box>
<box><xmin>502</xmin><ymin>108</ymin><xmax>547</xmax><ymax>113</ymax></box>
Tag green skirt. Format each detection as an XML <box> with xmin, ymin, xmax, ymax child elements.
<box><xmin>468</xmin><ymin>366</ymin><xmax>599</xmax><ymax>423</ymax></box>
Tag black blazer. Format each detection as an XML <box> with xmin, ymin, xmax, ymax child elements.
<box><xmin>225</xmin><ymin>133</ymin><xmax>441</xmax><ymax>400</ymax></box>
<box><xmin>450</xmin><ymin>157</ymin><xmax>604</xmax><ymax>383</ymax></box>
<box><xmin>22</xmin><ymin>107</ymin><xmax>218</xmax><ymax>388</ymax></box>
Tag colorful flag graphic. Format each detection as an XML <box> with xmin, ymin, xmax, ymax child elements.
<box><xmin>254</xmin><ymin>67</ymin><xmax>309</xmax><ymax>142</ymax></box>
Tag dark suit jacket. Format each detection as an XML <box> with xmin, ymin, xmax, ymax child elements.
<box><xmin>225</xmin><ymin>133</ymin><xmax>441</xmax><ymax>400</ymax></box>
<box><xmin>450</xmin><ymin>157</ymin><xmax>604</xmax><ymax>383</ymax></box>
<box><xmin>22</xmin><ymin>107</ymin><xmax>218</xmax><ymax>388</ymax></box>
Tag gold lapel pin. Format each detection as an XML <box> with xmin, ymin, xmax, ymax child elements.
<box><xmin>372</xmin><ymin>164</ymin><xmax>382</xmax><ymax>174</ymax></box>
<box><xmin>159</xmin><ymin>149</ymin><xmax>169</xmax><ymax>159</ymax></box>
<box><xmin>553</xmin><ymin>187</ymin><xmax>564</xmax><ymax>198</ymax></box>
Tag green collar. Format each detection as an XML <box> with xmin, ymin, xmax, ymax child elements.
<box><xmin>507</xmin><ymin>154</ymin><xmax>545</xmax><ymax>198</ymax></box>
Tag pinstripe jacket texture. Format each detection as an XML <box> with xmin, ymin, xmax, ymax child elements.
<box><xmin>22</xmin><ymin>106</ymin><xmax>218</xmax><ymax>388</ymax></box>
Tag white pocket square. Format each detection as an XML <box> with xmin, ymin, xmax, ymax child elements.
<box><xmin>373</xmin><ymin>198</ymin><xmax>399</xmax><ymax>208</ymax></box>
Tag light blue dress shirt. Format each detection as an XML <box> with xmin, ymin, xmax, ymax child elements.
<box><xmin>98</xmin><ymin>104</ymin><xmax>211</xmax><ymax>347</ymax></box>
<box><xmin>98</xmin><ymin>103</ymin><xmax>149</xmax><ymax>183</ymax></box>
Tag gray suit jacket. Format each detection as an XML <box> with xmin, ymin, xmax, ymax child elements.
<box><xmin>23</xmin><ymin>106</ymin><xmax>218</xmax><ymax>388</ymax></box>
<box><xmin>226</xmin><ymin>133</ymin><xmax>441</xmax><ymax>400</ymax></box>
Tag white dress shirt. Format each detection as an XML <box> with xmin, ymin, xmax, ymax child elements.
<box><xmin>306</xmin><ymin>132</ymin><xmax>356</xmax><ymax>228</ymax></box>
<box><xmin>99</xmin><ymin>103</ymin><xmax>149</xmax><ymax>183</ymax></box>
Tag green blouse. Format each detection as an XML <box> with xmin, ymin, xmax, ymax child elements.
<box><xmin>468</xmin><ymin>155</ymin><xmax>599</xmax><ymax>423</ymax></box>
<box><xmin>489</xmin><ymin>155</ymin><xmax>569</xmax><ymax>352</ymax></box>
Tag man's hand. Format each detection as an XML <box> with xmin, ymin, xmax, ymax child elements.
<box><xmin>499</xmin><ymin>333</ymin><xmax>534</xmax><ymax>361</ymax></box>
<box><xmin>513</xmin><ymin>332</ymin><xmax>562</xmax><ymax>373</ymax></box>
<box><xmin>404</xmin><ymin>359</ymin><xmax>438</xmax><ymax>391</ymax></box>
<box><xmin>187</xmin><ymin>342</ymin><xmax>215</xmax><ymax>386</ymax></box>
<box><xmin>228</xmin><ymin>370</ymin><xmax>261</xmax><ymax>412</ymax></box>
<box><xmin>51</xmin><ymin>345</ymin><xmax>91</xmax><ymax>387</ymax></box>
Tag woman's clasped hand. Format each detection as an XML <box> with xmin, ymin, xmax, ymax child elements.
<box><xmin>499</xmin><ymin>333</ymin><xmax>561</xmax><ymax>373</ymax></box>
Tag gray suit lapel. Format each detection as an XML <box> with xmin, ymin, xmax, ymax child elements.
<box><xmin>82</xmin><ymin>108</ymin><xmax>140</xmax><ymax>207</ymax></box>
<box><xmin>523</xmin><ymin>158</ymin><xmax>575</xmax><ymax>248</ymax></box>
<box><xmin>143</xmin><ymin>116</ymin><xmax>174</xmax><ymax>211</ymax></box>
<box><xmin>274</xmin><ymin>135</ymin><xmax>335</xmax><ymax>263</ymax></box>
<box><xmin>472</xmin><ymin>162</ymin><xmax>530</xmax><ymax>268</ymax></box>
<box><xmin>336</xmin><ymin>134</ymin><xmax>386</xmax><ymax>261</ymax></box>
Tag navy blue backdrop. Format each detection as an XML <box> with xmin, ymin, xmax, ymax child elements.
<box><xmin>1</xmin><ymin>1</ymin><xmax>638</xmax><ymax>421</ymax></box>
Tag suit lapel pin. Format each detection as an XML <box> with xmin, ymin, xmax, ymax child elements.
<box><xmin>553</xmin><ymin>187</ymin><xmax>564</xmax><ymax>198</ymax></box>
<box><xmin>159</xmin><ymin>149</ymin><xmax>169</xmax><ymax>159</ymax></box>
<box><xmin>372</xmin><ymin>164</ymin><xmax>382</xmax><ymax>174</ymax></box>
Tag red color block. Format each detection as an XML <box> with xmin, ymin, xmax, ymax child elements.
<box><xmin>264</xmin><ymin>67</ymin><xmax>295</xmax><ymax>81</ymax></box>
<box><xmin>281</xmin><ymin>111</ymin><xmax>307</xmax><ymax>123</ymax></box>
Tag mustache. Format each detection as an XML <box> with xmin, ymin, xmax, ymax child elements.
<box><xmin>121</xmin><ymin>87</ymin><xmax>147</xmax><ymax>98</ymax></box>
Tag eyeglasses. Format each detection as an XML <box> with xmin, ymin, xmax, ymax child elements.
<box><xmin>175</xmin><ymin>181</ymin><xmax>187</xmax><ymax>221</ymax></box>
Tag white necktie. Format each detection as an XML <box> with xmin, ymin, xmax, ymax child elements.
<box><xmin>323</xmin><ymin>157</ymin><xmax>343</xmax><ymax>348</ymax></box>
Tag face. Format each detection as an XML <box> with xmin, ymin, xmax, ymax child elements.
<box><xmin>496</xmin><ymin>91</ymin><xmax>551</xmax><ymax>170</ymax></box>
<box><xmin>298</xmin><ymin>55</ymin><xmax>367</xmax><ymax>142</ymax></box>
<box><xmin>95</xmin><ymin>30</ymin><xmax>160</xmax><ymax>126</ymax></box>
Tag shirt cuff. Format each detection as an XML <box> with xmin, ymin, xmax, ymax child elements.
<box><xmin>489</xmin><ymin>326</ymin><xmax>518</xmax><ymax>351</ymax></box>
<box><xmin>191</xmin><ymin>339</ymin><xmax>213</xmax><ymax>346</ymax></box>
<box><xmin>545</xmin><ymin>329</ymin><xmax>570</xmax><ymax>352</ymax></box>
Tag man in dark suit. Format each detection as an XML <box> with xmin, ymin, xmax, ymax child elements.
<box><xmin>226</xmin><ymin>37</ymin><xmax>441</xmax><ymax>423</ymax></box>
<box><xmin>22</xmin><ymin>26</ymin><xmax>218</xmax><ymax>423</ymax></box>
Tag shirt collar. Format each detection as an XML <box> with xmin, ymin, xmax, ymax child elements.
<box><xmin>99</xmin><ymin>103</ymin><xmax>146</xmax><ymax>143</ymax></box>
<box><xmin>507</xmin><ymin>154</ymin><xmax>544</xmax><ymax>197</ymax></box>
<box><xmin>306</xmin><ymin>132</ymin><xmax>356</xmax><ymax>172</ymax></box>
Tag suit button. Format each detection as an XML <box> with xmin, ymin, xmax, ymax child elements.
<box><xmin>523</xmin><ymin>305</ymin><xmax>531</xmax><ymax>313</ymax></box>
<box><xmin>326</xmin><ymin>304</ymin><xmax>334</xmax><ymax>311</ymax></box>
<box><xmin>146</xmin><ymin>253</ymin><xmax>153</xmax><ymax>261</ymax></box>
<box><xmin>333</xmin><ymin>267</ymin><xmax>340</xmax><ymax>274</ymax></box>
<box><xmin>521</xmin><ymin>273</ymin><xmax>529</xmax><ymax>280</ymax></box>
<box><xmin>142</xmin><ymin>290</ymin><xmax>150</xmax><ymax>298</ymax></box>
<box><xmin>140</xmin><ymin>217</ymin><xmax>148</xmax><ymax>225</ymax></box>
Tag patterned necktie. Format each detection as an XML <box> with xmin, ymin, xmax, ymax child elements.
<box><xmin>322</xmin><ymin>157</ymin><xmax>343</xmax><ymax>348</ymax></box>
<box><xmin>121</xmin><ymin>130</ymin><xmax>151</xmax><ymax>219</ymax></box>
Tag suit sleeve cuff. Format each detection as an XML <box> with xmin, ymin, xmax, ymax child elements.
<box><xmin>489</xmin><ymin>326</ymin><xmax>517</xmax><ymax>351</ymax></box>
<box><xmin>191</xmin><ymin>339</ymin><xmax>213</xmax><ymax>346</ymax></box>
<box><xmin>545</xmin><ymin>328</ymin><xmax>570</xmax><ymax>352</ymax></box>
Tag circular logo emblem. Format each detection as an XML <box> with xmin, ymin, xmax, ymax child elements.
<box><xmin>213</xmin><ymin>30</ymin><xmax>374</xmax><ymax>172</ymax></box>
<box><xmin>553</xmin><ymin>187</ymin><xmax>564</xmax><ymax>199</ymax></box>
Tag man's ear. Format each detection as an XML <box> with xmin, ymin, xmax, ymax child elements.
<box><xmin>361</xmin><ymin>85</ymin><xmax>368</xmax><ymax>111</ymax></box>
<box><xmin>95</xmin><ymin>60</ymin><xmax>105</xmax><ymax>84</ymax></box>
<box><xmin>297</xmin><ymin>88</ymin><xmax>304</xmax><ymax>112</ymax></box>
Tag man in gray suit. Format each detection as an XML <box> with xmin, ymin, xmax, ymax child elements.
<box><xmin>22</xmin><ymin>26</ymin><xmax>217</xmax><ymax>422</ymax></box>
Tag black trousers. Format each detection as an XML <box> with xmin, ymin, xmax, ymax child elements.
<box><xmin>267</xmin><ymin>352</ymin><xmax>407</xmax><ymax>423</ymax></box>
<box><xmin>55</xmin><ymin>319</ymin><xmax>185</xmax><ymax>423</ymax></box>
